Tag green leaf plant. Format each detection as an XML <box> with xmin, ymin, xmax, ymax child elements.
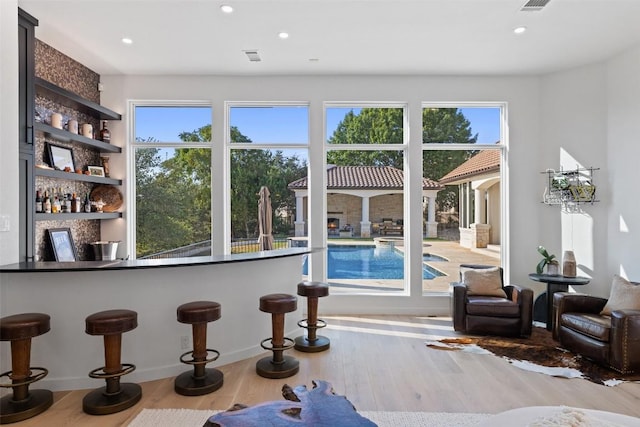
<box><xmin>536</xmin><ymin>246</ymin><xmax>557</xmax><ymax>274</ymax></box>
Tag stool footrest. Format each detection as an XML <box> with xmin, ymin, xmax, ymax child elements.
<box><xmin>88</xmin><ymin>363</ymin><xmax>136</xmax><ymax>380</ymax></box>
<box><xmin>260</xmin><ymin>337</ymin><xmax>295</xmax><ymax>352</ymax></box>
<box><xmin>0</xmin><ymin>367</ymin><xmax>48</xmax><ymax>389</ymax></box>
<box><xmin>297</xmin><ymin>318</ymin><xmax>327</xmax><ymax>330</ymax></box>
<box><xmin>179</xmin><ymin>349</ymin><xmax>220</xmax><ymax>366</ymax></box>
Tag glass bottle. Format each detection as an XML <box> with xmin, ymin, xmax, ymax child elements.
<box><xmin>99</xmin><ymin>121</ymin><xmax>111</xmax><ymax>143</ymax></box>
<box><xmin>35</xmin><ymin>189</ymin><xmax>43</xmax><ymax>213</ymax></box>
<box><xmin>44</xmin><ymin>192</ymin><xmax>51</xmax><ymax>214</ymax></box>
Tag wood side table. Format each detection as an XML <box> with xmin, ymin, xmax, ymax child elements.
<box><xmin>528</xmin><ymin>273</ymin><xmax>590</xmax><ymax>331</ymax></box>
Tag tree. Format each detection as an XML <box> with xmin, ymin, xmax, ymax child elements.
<box><xmin>326</xmin><ymin>107</ymin><xmax>477</xmax><ymax>213</ymax></box>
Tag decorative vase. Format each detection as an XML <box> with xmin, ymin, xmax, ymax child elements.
<box><xmin>546</xmin><ymin>261</ymin><xmax>560</xmax><ymax>276</ymax></box>
<box><xmin>563</xmin><ymin>250</ymin><xmax>577</xmax><ymax>277</ymax></box>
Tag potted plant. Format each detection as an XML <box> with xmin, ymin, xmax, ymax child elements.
<box><xmin>536</xmin><ymin>246</ymin><xmax>559</xmax><ymax>275</ymax></box>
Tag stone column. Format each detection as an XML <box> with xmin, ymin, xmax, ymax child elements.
<box><xmin>425</xmin><ymin>195</ymin><xmax>438</xmax><ymax>238</ymax></box>
<box><xmin>294</xmin><ymin>196</ymin><xmax>305</xmax><ymax>237</ymax></box>
<box><xmin>471</xmin><ymin>223</ymin><xmax>491</xmax><ymax>248</ymax></box>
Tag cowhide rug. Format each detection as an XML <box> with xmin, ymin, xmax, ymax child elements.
<box><xmin>425</xmin><ymin>327</ymin><xmax>640</xmax><ymax>386</ymax></box>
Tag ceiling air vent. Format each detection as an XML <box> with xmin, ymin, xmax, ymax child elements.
<box><xmin>521</xmin><ymin>0</ymin><xmax>551</xmax><ymax>11</ymax></box>
<box><xmin>243</xmin><ymin>50</ymin><xmax>261</xmax><ymax>62</ymax></box>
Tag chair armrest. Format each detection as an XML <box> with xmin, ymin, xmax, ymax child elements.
<box><xmin>610</xmin><ymin>309</ymin><xmax>640</xmax><ymax>373</ymax></box>
<box><xmin>452</xmin><ymin>283</ymin><xmax>468</xmax><ymax>332</ymax></box>
<box><xmin>554</xmin><ymin>292</ymin><xmax>607</xmax><ymax>315</ymax></box>
<box><xmin>505</xmin><ymin>284</ymin><xmax>534</xmax><ymax>337</ymax></box>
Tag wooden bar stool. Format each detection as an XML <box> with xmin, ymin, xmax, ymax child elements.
<box><xmin>175</xmin><ymin>301</ymin><xmax>223</xmax><ymax>396</ymax></box>
<box><xmin>0</xmin><ymin>313</ymin><xmax>53</xmax><ymax>424</ymax></box>
<box><xmin>83</xmin><ymin>309</ymin><xmax>141</xmax><ymax>415</ymax></box>
<box><xmin>256</xmin><ymin>293</ymin><xmax>299</xmax><ymax>379</ymax></box>
<box><xmin>294</xmin><ymin>281</ymin><xmax>330</xmax><ymax>353</ymax></box>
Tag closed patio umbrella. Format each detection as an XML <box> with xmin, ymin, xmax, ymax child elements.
<box><xmin>257</xmin><ymin>186</ymin><xmax>274</xmax><ymax>251</ymax></box>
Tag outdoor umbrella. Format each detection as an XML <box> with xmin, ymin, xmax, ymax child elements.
<box><xmin>257</xmin><ymin>186</ymin><xmax>274</xmax><ymax>251</ymax></box>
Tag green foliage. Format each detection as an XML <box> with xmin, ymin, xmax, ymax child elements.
<box><xmin>326</xmin><ymin>107</ymin><xmax>477</xmax><ymax>212</ymax></box>
<box><xmin>536</xmin><ymin>245</ymin><xmax>557</xmax><ymax>275</ymax></box>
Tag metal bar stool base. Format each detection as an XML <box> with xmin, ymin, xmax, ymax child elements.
<box><xmin>174</xmin><ymin>368</ymin><xmax>224</xmax><ymax>396</ymax></box>
<box><xmin>294</xmin><ymin>335</ymin><xmax>330</xmax><ymax>353</ymax></box>
<box><xmin>256</xmin><ymin>356</ymin><xmax>299</xmax><ymax>379</ymax></box>
<box><xmin>82</xmin><ymin>383</ymin><xmax>142</xmax><ymax>415</ymax></box>
<box><xmin>0</xmin><ymin>389</ymin><xmax>53</xmax><ymax>424</ymax></box>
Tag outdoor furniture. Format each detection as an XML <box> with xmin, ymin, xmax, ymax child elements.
<box><xmin>83</xmin><ymin>309</ymin><xmax>142</xmax><ymax>415</ymax></box>
<box><xmin>380</xmin><ymin>219</ymin><xmax>403</xmax><ymax>236</ymax></box>
<box><xmin>256</xmin><ymin>293</ymin><xmax>299</xmax><ymax>379</ymax></box>
<box><xmin>0</xmin><ymin>313</ymin><xmax>53</xmax><ymax>424</ymax></box>
<box><xmin>294</xmin><ymin>281</ymin><xmax>330</xmax><ymax>353</ymax></box>
<box><xmin>174</xmin><ymin>301</ymin><xmax>223</xmax><ymax>396</ymax></box>
<box><xmin>553</xmin><ymin>276</ymin><xmax>640</xmax><ymax>373</ymax></box>
<box><xmin>452</xmin><ymin>264</ymin><xmax>534</xmax><ymax>337</ymax></box>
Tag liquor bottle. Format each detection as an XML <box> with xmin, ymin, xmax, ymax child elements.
<box><xmin>99</xmin><ymin>121</ymin><xmax>111</xmax><ymax>143</ymax></box>
<box><xmin>35</xmin><ymin>189</ymin><xmax>43</xmax><ymax>213</ymax></box>
<box><xmin>65</xmin><ymin>192</ymin><xmax>72</xmax><ymax>213</ymax></box>
<box><xmin>52</xmin><ymin>195</ymin><xmax>60</xmax><ymax>213</ymax></box>
<box><xmin>44</xmin><ymin>194</ymin><xmax>51</xmax><ymax>214</ymax></box>
<box><xmin>84</xmin><ymin>193</ymin><xmax>92</xmax><ymax>213</ymax></box>
<box><xmin>71</xmin><ymin>192</ymin><xmax>77</xmax><ymax>213</ymax></box>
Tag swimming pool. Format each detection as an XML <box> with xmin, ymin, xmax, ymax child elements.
<box><xmin>302</xmin><ymin>245</ymin><xmax>445</xmax><ymax>280</ymax></box>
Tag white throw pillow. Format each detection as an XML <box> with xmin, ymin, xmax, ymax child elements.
<box><xmin>600</xmin><ymin>274</ymin><xmax>640</xmax><ymax>315</ymax></box>
<box><xmin>462</xmin><ymin>267</ymin><xmax>507</xmax><ymax>298</ymax></box>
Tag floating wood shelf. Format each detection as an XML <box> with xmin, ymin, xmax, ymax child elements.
<box><xmin>35</xmin><ymin>168</ymin><xmax>121</xmax><ymax>185</ymax></box>
<box><xmin>34</xmin><ymin>122</ymin><xmax>121</xmax><ymax>153</ymax></box>
<box><xmin>35</xmin><ymin>212</ymin><xmax>122</xmax><ymax>221</ymax></box>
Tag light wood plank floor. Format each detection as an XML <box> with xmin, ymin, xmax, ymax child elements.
<box><xmin>8</xmin><ymin>315</ymin><xmax>640</xmax><ymax>426</ymax></box>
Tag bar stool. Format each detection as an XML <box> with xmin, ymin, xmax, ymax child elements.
<box><xmin>175</xmin><ymin>301</ymin><xmax>223</xmax><ymax>396</ymax></box>
<box><xmin>83</xmin><ymin>309</ymin><xmax>141</xmax><ymax>415</ymax></box>
<box><xmin>0</xmin><ymin>313</ymin><xmax>53</xmax><ymax>424</ymax></box>
<box><xmin>294</xmin><ymin>281</ymin><xmax>330</xmax><ymax>353</ymax></box>
<box><xmin>256</xmin><ymin>293</ymin><xmax>299</xmax><ymax>379</ymax></box>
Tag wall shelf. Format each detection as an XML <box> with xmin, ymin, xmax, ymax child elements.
<box><xmin>36</xmin><ymin>212</ymin><xmax>122</xmax><ymax>221</ymax></box>
<box><xmin>542</xmin><ymin>167</ymin><xmax>599</xmax><ymax>207</ymax></box>
<box><xmin>34</xmin><ymin>122</ymin><xmax>121</xmax><ymax>153</ymax></box>
<box><xmin>35</xmin><ymin>168</ymin><xmax>121</xmax><ymax>185</ymax></box>
<box><xmin>35</xmin><ymin>77</ymin><xmax>121</xmax><ymax>120</ymax></box>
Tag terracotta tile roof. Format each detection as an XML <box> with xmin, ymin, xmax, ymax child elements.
<box><xmin>288</xmin><ymin>165</ymin><xmax>443</xmax><ymax>190</ymax></box>
<box><xmin>439</xmin><ymin>150</ymin><xmax>500</xmax><ymax>184</ymax></box>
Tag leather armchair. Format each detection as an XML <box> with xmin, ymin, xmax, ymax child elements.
<box><xmin>553</xmin><ymin>290</ymin><xmax>640</xmax><ymax>374</ymax></box>
<box><xmin>452</xmin><ymin>264</ymin><xmax>533</xmax><ymax>337</ymax></box>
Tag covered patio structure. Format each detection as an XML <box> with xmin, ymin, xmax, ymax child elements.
<box><xmin>288</xmin><ymin>165</ymin><xmax>443</xmax><ymax>238</ymax></box>
<box><xmin>439</xmin><ymin>150</ymin><xmax>501</xmax><ymax>249</ymax></box>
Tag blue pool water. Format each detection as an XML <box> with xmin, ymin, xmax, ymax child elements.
<box><xmin>302</xmin><ymin>245</ymin><xmax>445</xmax><ymax>280</ymax></box>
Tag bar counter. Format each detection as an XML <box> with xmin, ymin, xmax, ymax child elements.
<box><xmin>0</xmin><ymin>248</ymin><xmax>312</xmax><ymax>391</ymax></box>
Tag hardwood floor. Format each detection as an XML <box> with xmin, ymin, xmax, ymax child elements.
<box><xmin>7</xmin><ymin>315</ymin><xmax>640</xmax><ymax>426</ymax></box>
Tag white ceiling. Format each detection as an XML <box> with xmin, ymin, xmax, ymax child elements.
<box><xmin>18</xmin><ymin>0</ymin><xmax>640</xmax><ymax>77</ymax></box>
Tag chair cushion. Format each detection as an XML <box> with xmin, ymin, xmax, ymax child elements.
<box><xmin>462</xmin><ymin>267</ymin><xmax>507</xmax><ymax>298</ymax></box>
<box><xmin>560</xmin><ymin>312</ymin><xmax>611</xmax><ymax>342</ymax></box>
<box><xmin>466</xmin><ymin>296</ymin><xmax>520</xmax><ymax>317</ymax></box>
<box><xmin>600</xmin><ymin>275</ymin><xmax>640</xmax><ymax>315</ymax></box>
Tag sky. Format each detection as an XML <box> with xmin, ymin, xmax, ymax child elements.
<box><xmin>135</xmin><ymin>105</ymin><xmax>501</xmax><ymax>145</ymax></box>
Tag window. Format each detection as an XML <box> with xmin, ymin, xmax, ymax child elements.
<box><xmin>130</xmin><ymin>103</ymin><xmax>212</xmax><ymax>259</ymax></box>
<box><xmin>227</xmin><ymin>104</ymin><xmax>309</xmax><ymax>253</ymax></box>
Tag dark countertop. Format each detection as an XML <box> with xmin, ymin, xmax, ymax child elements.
<box><xmin>0</xmin><ymin>247</ymin><xmax>315</xmax><ymax>273</ymax></box>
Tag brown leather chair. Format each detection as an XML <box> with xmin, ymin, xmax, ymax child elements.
<box><xmin>553</xmin><ymin>287</ymin><xmax>640</xmax><ymax>374</ymax></box>
<box><xmin>452</xmin><ymin>264</ymin><xmax>533</xmax><ymax>337</ymax></box>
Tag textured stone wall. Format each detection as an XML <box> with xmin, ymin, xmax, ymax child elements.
<box><xmin>34</xmin><ymin>40</ymin><xmax>102</xmax><ymax>261</ymax></box>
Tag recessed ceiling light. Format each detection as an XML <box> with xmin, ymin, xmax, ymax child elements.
<box><xmin>308</xmin><ymin>58</ymin><xmax>319</xmax><ymax>62</ymax></box>
<box><xmin>220</xmin><ymin>5</ymin><xmax>233</xmax><ymax>13</ymax></box>
<box><xmin>278</xmin><ymin>32</ymin><xmax>289</xmax><ymax>39</ymax></box>
<box><xmin>513</xmin><ymin>26</ymin><xmax>527</xmax><ymax>34</ymax></box>
<box><xmin>121</xmin><ymin>37</ymin><xmax>133</xmax><ymax>44</ymax></box>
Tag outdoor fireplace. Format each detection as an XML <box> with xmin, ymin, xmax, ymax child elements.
<box><xmin>327</xmin><ymin>218</ymin><xmax>340</xmax><ymax>235</ymax></box>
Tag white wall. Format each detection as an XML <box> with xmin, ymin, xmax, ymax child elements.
<box><xmin>606</xmin><ymin>46</ymin><xmax>640</xmax><ymax>284</ymax></box>
<box><xmin>538</xmin><ymin>63</ymin><xmax>610</xmax><ymax>296</ymax></box>
<box><xmin>0</xmin><ymin>0</ymin><xmax>19</xmax><ymax>265</ymax></box>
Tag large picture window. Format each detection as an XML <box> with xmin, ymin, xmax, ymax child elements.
<box><xmin>131</xmin><ymin>103</ymin><xmax>212</xmax><ymax>259</ymax></box>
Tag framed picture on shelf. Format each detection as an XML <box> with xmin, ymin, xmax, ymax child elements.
<box><xmin>47</xmin><ymin>228</ymin><xmax>77</xmax><ymax>262</ymax></box>
<box><xmin>87</xmin><ymin>166</ymin><xmax>105</xmax><ymax>177</ymax></box>
<box><xmin>47</xmin><ymin>143</ymin><xmax>75</xmax><ymax>171</ymax></box>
